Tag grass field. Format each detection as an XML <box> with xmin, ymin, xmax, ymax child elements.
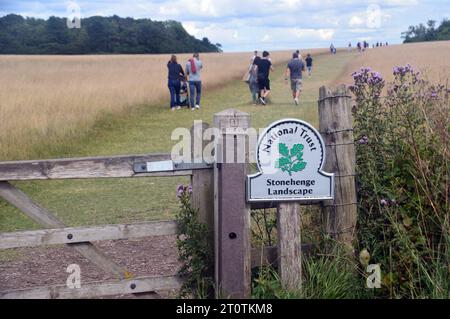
<box><xmin>0</xmin><ymin>49</ymin><xmax>329</xmax><ymax>161</ymax></box>
<box><xmin>334</xmin><ymin>40</ymin><xmax>450</xmax><ymax>85</ymax></box>
<box><xmin>0</xmin><ymin>50</ymin><xmax>355</xmax><ymax>233</ymax></box>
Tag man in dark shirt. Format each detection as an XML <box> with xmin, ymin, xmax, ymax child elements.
<box><xmin>285</xmin><ymin>52</ymin><xmax>305</xmax><ymax>105</ymax></box>
<box><xmin>254</xmin><ymin>50</ymin><xmax>274</xmax><ymax>105</ymax></box>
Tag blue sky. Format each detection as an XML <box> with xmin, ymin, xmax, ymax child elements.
<box><xmin>0</xmin><ymin>0</ymin><xmax>448</xmax><ymax>51</ymax></box>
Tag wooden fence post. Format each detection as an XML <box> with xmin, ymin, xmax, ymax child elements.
<box><xmin>318</xmin><ymin>85</ymin><xmax>357</xmax><ymax>248</ymax></box>
<box><xmin>277</xmin><ymin>202</ymin><xmax>302</xmax><ymax>291</ymax></box>
<box><xmin>214</xmin><ymin>109</ymin><xmax>251</xmax><ymax>299</ymax></box>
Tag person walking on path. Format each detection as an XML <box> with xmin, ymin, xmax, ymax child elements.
<box><xmin>285</xmin><ymin>52</ymin><xmax>305</xmax><ymax>106</ymax></box>
<box><xmin>254</xmin><ymin>51</ymin><xmax>273</xmax><ymax>106</ymax></box>
<box><xmin>251</xmin><ymin>50</ymin><xmax>259</xmax><ymax>64</ymax></box>
<box><xmin>243</xmin><ymin>50</ymin><xmax>259</xmax><ymax>82</ymax></box>
<box><xmin>305</xmin><ymin>53</ymin><xmax>313</xmax><ymax>77</ymax></box>
<box><xmin>186</xmin><ymin>53</ymin><xmax>203</xmax><ymax>110</ymax></box>
<box><xmin>248</xmin><ymin>56</ymin><xmax>260</xmax><ymax>105</ymax></box>
<box><xmin>330</xmin><ymin>43</ymin><xmax>336</xmax><ymax>54</ymax></box>
<box><xmin>167</xmin><ymin>54</ymin><xmax>185</xmax><ymax>111</ymax></box>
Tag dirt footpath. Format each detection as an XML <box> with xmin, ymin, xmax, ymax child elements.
<box><xmin>0</xmin><ymin>235</ymin><xmax>180</xmax><ymax>297</ymax></box>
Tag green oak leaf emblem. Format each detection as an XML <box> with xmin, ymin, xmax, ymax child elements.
<box><xmin>275</xmin><ymin>143</ymin><xmax>307</xmax><ymax>176</ymax></box>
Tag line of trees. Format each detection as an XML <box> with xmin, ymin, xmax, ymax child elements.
<box><xmin>402</xmin><ymin>19</ymin><xmax>450</xmax><ymax>43</ymax></box>
<box><xmin>0</xmin><ymin>14</ymin><xmax>222</xmax><ymax>54</ymax></box>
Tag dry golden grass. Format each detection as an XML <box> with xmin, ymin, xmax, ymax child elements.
<box><xmin>0</xmin><ymin>49</ymin><xmax>328</xmax><ymax>161</ymax></box>
<box><xmin>334</xmin><ymin>40</ymin><xmax>450</xmax><ymax>86</ymax></box>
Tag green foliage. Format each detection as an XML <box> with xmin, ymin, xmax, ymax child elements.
<box><xmin>301</xmin><ymin>247</ymin><xmax>367</xmax><ymax>299</ymax></box>
<box><xmin>351</xmin><ymin>65</ymin><xmax>449</xmax><ymax>299</ymax></box>
<box><xmin>175</xmin><ymin>185</ymin><xmax>214</xmax><ymax>299</ymax></box>
<box><xmin>402</xmin><ymin>18</ymin><xmax>450</xmax><ymax>43</ymax></box>
<box><xmin>252</xmin><ymin>267</ymin><xmax>301</xmax><ymax>299</ymax></box>
<box><xmin>252</xmin><ymin>244</ymin><xmax>367</xmax><ymax>299</ymax></box>
<box><xmin>251</xmin><ymin>209</ymin><xmax>277</xmax><ymax>246</ymax></box>
<box><xmin>276</xmin><ymin>143</ymin><xmax>307</xmax><ymax>176</ymax></box>
<box><xmin>0</xmin><ymin>14</ymin><xmax>221</xmax><ymax>54</ymax></box>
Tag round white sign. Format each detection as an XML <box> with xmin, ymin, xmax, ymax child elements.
<box><xmin>247</xmin><ymin>119</ymin><xmax>334</xmax><ymax>202</ymax></box>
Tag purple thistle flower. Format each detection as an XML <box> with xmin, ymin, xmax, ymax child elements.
<box><xmin>188</xmin><ymin>185</ymin><xmax>193</xmax><ymax>194</ymax></box>
<box><xmin>358</xmin><ymin>135</ymin><xmax>369</xmax><ymax>145</ymax></box>
<box><xmin>176</xmin><ymin>184</ymin><xmax>185</xmax><ymax>198</ymax></box>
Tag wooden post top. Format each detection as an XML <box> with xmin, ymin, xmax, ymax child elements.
<box><xmin>213</xmin><ymin>109</ymin><xmax>250</xmax><ymax>132</ymax></box>
<box><xmin>319</xmin><ymin>84</ymin><xmax>350</xmax><ymax>100</ymax></box>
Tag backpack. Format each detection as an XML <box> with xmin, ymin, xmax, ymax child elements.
<box><xmin>189</xmin><ymin>59</ymin><xmax>197</xmax><ymax>74</ymax></box>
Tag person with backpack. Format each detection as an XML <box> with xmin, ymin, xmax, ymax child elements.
<box><xmin>167</xmin><ymin>55</ymin><xmax>185</xmax><ymax>111</ymax></box>
<box><xmin>305</xmin><ymin>53</ymin><xmax>313</xmax><ymax>77</ymax></box>
<box><xmin>254</xmin><ymin>51</ymin><xmax>273</xmax><ymax>106</ymax></box>
<box><xmin>186</xmin><ymin>53</ymin><xmax>203</xmax><ymax>110</ymax></box>
<box><xmin>285</xmin><ymin>52</ymin><xmax>305</xmax><ymax>105</ymax></box>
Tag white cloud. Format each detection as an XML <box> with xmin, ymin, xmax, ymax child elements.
<box><xmin>158</xmin><ymin>6</ymin><xmax>179</xmax><ymax>16</ymax></box>
<box><xmin>349</xmin><ymin>16</ymin><xmax>364</xmax><ymax>27</ymax></box>
<box><xmin>199</xmin><ymin>0</ymin><xmax>218</xmax><ymax>16</ymax></box>
<box><xmin>292</xmin><ymin>28</ymin><xmax>335</xmax><ymax>40</ymax></box>
<box><xmin>281</xmin><ymin>0</ymin><xmax>303</xmax><ymax>8</ymax></box>
<box><xmin>182</xmin><ymin>22</ymin><xmax>199</xmax><ymax>36</ymax></box>
<box><xmin>261</xmin><ymin>34</ymin><xmax>272</xmax><ymax>43</ymax></box>
<box><xmin>348</xmin><ymin>28</ymin><xmax>378</xmax><ymax>33</ymax></box>
<box><xmin>318</xmin><ymin>29</ymin><xmax>335</xmax><ymax>40</ymax></box>
<box><xmin>383</xmin><ymin>0</ymin><xmax>419</xmax><ymax>6</ymax></box>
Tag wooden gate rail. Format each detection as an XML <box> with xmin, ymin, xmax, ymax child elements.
<box><xmin>0</xmin><ymin>153</ymin><xmax>195</xmax><ymax>181</ymax></box>
<box><xmin>0</xmin><ymin>275</ymin><xmax>183</xmax><ymax>299</ymax></box>
<box><xmin>0</xmin><ymin>220</ymin><xmax>178</xmax><ymax>249</ymax></box>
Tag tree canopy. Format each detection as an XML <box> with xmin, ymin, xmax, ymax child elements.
<box><xmin>0</xmin><ymin>14</ymin><xmax>221</xmax><ymax>54</ymax></box>
<box><xmin>402</xmin><ymin>19</ymin><xmax>450</xmax><ymax>43</ymax></box>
